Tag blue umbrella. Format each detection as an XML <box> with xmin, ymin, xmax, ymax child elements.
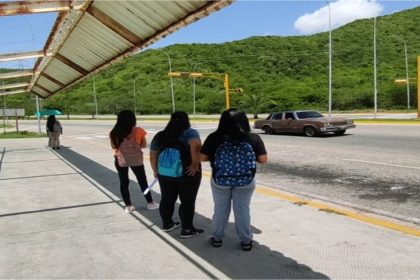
<box><xmin>34</xmin><ymin>109</ymin><xmax>63</xmax><ymax>117</ymax></box>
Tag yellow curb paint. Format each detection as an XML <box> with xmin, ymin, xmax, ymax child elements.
<box><xmin>202</xmin><ymin>171</ymin><xmax>420</xmax><ymax>237</ymax></box>
<box><xmin>256</xmin><ymin>185</ymin><xmax>420</xmax><ymax>237</ymax></box>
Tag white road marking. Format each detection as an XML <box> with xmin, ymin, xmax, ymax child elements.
<box><xmin>343</xmin><ymin>158</ymin><xmax>420</xmax><ymax>170</ymax></box>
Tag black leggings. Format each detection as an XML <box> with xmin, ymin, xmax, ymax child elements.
<box><xmin>115</xmin><ymin>160</ymin><xmax>153</xmax><ymax>206</ymax></box>
<box><xmin>158</xmin><ymin>176</ymin><xmax>201</xmax><ymax>230</ymax></box>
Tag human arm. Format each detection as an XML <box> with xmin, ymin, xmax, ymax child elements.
<box><xmin>186</xmin><ymin>138</ymin><xmax>201</xmax><ymax>176</ymax></box>
<box><xmin>257</xmin><ymin>154</ymin><xmax>268</xmax><ymax>164</ymax></box>
<box><xmin>200</xmin><ymin>153</ymin><xmax>209</xmax><ymax>162</ymax></box>
<box><xmin>140</xmin><ymin>137</ymin><xmax>147</xmax><ymax>149</ymax></box>
<box><xmin>149</xmin><ymin>150</ymin><xmax>158</xmax><ymax>178</ymax></box>
<box><xmin>251</xmin><ymin>134</ymin><xmax>268</xmax><ymax>164</ymax></box>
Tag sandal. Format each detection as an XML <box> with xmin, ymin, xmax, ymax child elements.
<box><xmin>241</xmin><ymin>240</ymin><xmax>253</xmax><ymax>251</ymax></box>
<box><xmin>210</xmin><ymin>237</ymin><xmax>222</xmax><ymax>248</ymax></box>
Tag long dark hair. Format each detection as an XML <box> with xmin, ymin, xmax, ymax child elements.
<box><xmin>110</xmin><ymin>110</ymin><xmax>136</xmax><ymax>148</ymax></box>
<box><xmin>46</xmin><ymin>115</ymin><xmax>56</xmax><ymax>132</ymax></box>
<box><xmin>155</xmin><ymin>111</ymin><xmax>191</xmax><ymax>148</ymax></box>
<box><xmin>215</xmin><ymin>109</ymin><xmax>250</xmax><ymax>141</ymax></box>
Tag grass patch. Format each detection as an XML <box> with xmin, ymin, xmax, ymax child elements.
<box><xmin>0</xmin><ymin>131</ymin><xmax>47</xmax><ymax>139</ymax></box>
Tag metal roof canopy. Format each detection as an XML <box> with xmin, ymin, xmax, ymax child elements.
<box><xmin>0</xmin><ymin>0</ymin><xmax>234</xmax><ymax>98</ymax></box>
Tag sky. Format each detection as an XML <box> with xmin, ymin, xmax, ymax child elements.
<box><xmin>0</xmin><ymin>0</ymin><xmax>419</xmax><ymax>69</ymax></box>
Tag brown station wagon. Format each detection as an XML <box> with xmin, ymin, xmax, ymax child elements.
<box><xmin>254</xmin><ymin>110</ymin><xmax>356</xmax><ymax>137</ymax></box>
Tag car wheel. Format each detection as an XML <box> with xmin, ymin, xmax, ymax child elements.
<box><xmin>263</xmin><ymin>126</ymin><xmax>274</xmax><ymax>135</ymax></box>
<box><xmin>304</xmin><ymin>126</ymin><xmax>317</xmax><ymax>137</ymax></box>
<box><xmin>334</xmin><ymin>130</ymin><xmax>346</xmax><ymax>136</ymax></box>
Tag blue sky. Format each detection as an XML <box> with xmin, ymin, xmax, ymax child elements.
<box><xmin>0</xmin><ymin>0</ymin><xmax>419</xmax><ymax>69</ymax></box>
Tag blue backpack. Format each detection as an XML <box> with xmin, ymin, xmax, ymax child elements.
<box><xmin>157</xmin><ymin>139</ymin><xmax>190</xmax><ymax>179</ymax></box>
<box><xmin>213</xmin><ymin>139</ymin><xmax>256</xmax><ymax>187</ymax></box>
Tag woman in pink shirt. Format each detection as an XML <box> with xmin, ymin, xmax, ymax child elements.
<box><xmin>110</xmin><ymin>110</ymin><xmax>159</xmax><ymax>213</ymax></box>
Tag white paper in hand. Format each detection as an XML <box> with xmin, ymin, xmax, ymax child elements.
<box><xmin>143</xmin><ymin>177</ymin><xmax>158</xmax><ymax>195</ymax></box>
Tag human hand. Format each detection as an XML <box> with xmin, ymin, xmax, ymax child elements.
<box><xmin>185</xmin><ymin>163</ymin><xmax>200</xmax><ymax>176</ymax></box>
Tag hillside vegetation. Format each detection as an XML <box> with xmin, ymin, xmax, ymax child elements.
<box><xmin>4</xmin><ymin>7</ymin><xmax>420</xmax><ymax>115</ymax></box>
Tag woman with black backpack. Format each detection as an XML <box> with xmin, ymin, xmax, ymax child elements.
<box><xmin>201</xmin><ymin>109</ymin><xmax>267</xmax><ymax>251</ymax></box>
<box><xmin>149</xmin><ymin>111</ymin><xmax>203</xmax><ymax>238</ymax></box>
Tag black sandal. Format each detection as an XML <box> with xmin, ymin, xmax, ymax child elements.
<box><xmin>241</xmin><ymin>240</ymin><xmax>253</xmax><ymax>251</ymax></box>
<box><xmin>210</xmin><ymin>237</ymin><xmax>222</xmax><ymax>248</ymax></box>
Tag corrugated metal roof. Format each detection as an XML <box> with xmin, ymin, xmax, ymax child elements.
<box><xmin>0</xmin><ymin>0</ymin><xmax>234</xmax><ymax>98</ymax></box>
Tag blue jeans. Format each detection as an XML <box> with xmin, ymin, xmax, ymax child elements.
<box><xmin>211</xmin><ymin>178</ymin><xmax>255</xmax><ymax>243</ymax></box>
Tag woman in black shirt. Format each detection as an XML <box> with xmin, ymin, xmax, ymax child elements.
<box><xmin>201</xmin><ymin>109</ymin><xmax>267</xmax><ymax>251</ymax></box>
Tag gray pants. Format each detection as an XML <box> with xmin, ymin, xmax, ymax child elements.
<box><xmin>48</xmin><ymin>132</ymin><xmax>60</xmax><ymax>148</ymax></box>
<box><xmin>210</xmin><ymin>178</ymin><xmax>255</xmax><ymax>243</ymax></box>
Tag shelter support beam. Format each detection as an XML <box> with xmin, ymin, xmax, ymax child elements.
<box><xmin>0</xmin><ymin>70</ymin><xmax>33</xmax><ymax>79</ymax></box>
<box><xmin>55</xmin><ymin>53</ymin><xmax>89</xmax><ymax>76</ymax></box>
<box><xmin>0</xmin><ymin>0</ymin><xmax>82</xmax><ymax>16</ymax></box>
<box><xmin>0</xmin><ymin>82</ymin><xmax>29</xmax><ymax>90</ymax></box>
<box><xmin>0</xmin><ymin>89</ymin><xmax>26</xmax><ymax>96</ymax></box>
<box><xmin>0</xmin><ymin>50</ymin><xmax>50</xmax><ymax>62</ymax></box>
<box><xmin>86</xmin><ymin>5</ymin><xmax>142</xmax><ymax>45</ymax></box>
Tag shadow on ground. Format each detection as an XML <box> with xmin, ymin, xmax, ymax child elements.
<box><xmin>56</xmin><ymin>146</ymin><xmax>329</xmax><ymax>279</ymax></box>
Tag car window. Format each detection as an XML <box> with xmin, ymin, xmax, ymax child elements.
<box><xmin>285</xmin><ymin>112</ymin><xmax>295</xmax><ymax>120</ymax></box>
<box><xmin>273</xmin><ymin>113</ymin><xmax>283</xmax><ymax>120</ymax></box>
<box><xmin>296</xmin><ymin>111</ymin><xmax>324</xmax><ymax>119</ymax></box>
<box><xmin>266</xmin><ymin>113</ymin><xmax>273</xmax><ymax>120</ymax></box>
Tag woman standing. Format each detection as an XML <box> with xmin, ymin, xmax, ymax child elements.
<box><xmin>201</xmin><ymin>109</ymin><xmax>267</xmax><ymax>251</ymax></box>
<box><xmin>149</xmin><ymin>111</ymin><xmax>203</xmax><ymax>238</ymax></box>
<box><xmin>46</xmin><ymin>115</ymin><xmax>62</xmax><ymax>149</ymax></box>
<box><xmin>110</xmin><ymin>110</ymin><xmax>159</xmax><ymax>213</ymax></box>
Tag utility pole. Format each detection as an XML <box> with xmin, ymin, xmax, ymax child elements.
<box><xmin>156</xmin><ymin>49</ymin><xmax>175</xmax><ymax>112</ymax></box>
<box><xmin>417</xmin><ymin>56</ymin><xmax>420</xmax><ymax>118</ymax></box>
<box><xmin>325</xmin><ymin>0</ymin><xmax>332</xmax><ymax>117</ymax></box>
<box><xmin>36</xmin><ymin>96</ymin><xmax>41</xmax><ymax>134</ymax></box>
<box><xmin>92</xmin><ymin>75</ymin><xmax>98</xmax><ymax>118</ymax></box>
<box><xmin>373</xmin><ymin>17</ymin><xmax>378</xmax><ymax>119</ymax></box>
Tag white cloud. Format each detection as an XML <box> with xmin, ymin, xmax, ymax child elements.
<box><xmin>294</xmin><ymin>0</ymin><xmax>383</xmax><ymax>34</ymax></box>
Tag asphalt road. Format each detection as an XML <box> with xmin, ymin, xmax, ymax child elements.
<box><xmin>11</xmin><ymin>119</ymin><xmax>420</xmax><ymax>224</ymax></box>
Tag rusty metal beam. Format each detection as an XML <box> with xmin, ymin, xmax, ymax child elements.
<box><xmin>0</xmin><ymin>70</ymin><xmax>33</xmax><ymax>79</ymax></box>
<box><xmin>0</xmin><ymin>1</ymin><xmax>82</xmax><ymax>16</ymax></box>
<box><xmin>58</xmin><ymin>0</ymin><xmax>235</xmax><ymax>94</ymax></box>
<box><xmin>41</xmin><ymin>73</ymin><xmax>65</xmax><ymax>87</ymax></box>
<box><xmin>0</xmin><ymin>89</ymin><xmax>27</xmax><ymax>96</ymax></box>
<box><xmin>0</xmin><ymin>50</ymin><xmax>50</xmax><ymax>62</ymax></box>
<box><xmin>0</xmin><ymin>82</ymin><xmax>29</xmax><ymax>90</ymax></box>
<box><xmin>28</xmin><ymin>0</ymin><xmax>93</xmax><ymax>93</ymax></box>
<box><xmin>34</xmin><ymin>84</ymin><xmax>53</xmax><ymax>95</ymax></box>
<box><xmin>86</xmin><ymin>5</ymin><xmax>141</xmax><ymax>46</ymax></box>
<box><xmin>55</xmin><ymin>53</ymin><xmax>88</xmax><ymax>75</ymax></box>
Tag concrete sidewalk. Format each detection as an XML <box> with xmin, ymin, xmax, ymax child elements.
<box><xmin>1</xmin><ymin>137</ymin><xmax>419</xmax><ymax>279</ymax></box>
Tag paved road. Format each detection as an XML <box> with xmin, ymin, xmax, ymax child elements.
<box><xmin>12</xmin><ymin>119</ymin><xmax>420</xmax><ymax>224</ymax></box>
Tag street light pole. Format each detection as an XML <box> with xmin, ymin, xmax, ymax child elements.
<box><xmin>156</xmin><ymin>49</ymin><xmax>175</xmax><ymax>112</ymax></box>
<box><xmin>373</xmin><ymin>17</ymin><xmax>378</xmax><ymax>119</ymax></box>
<box><xmin>92</xmin><ymin>75</ymin><xmax>98</xmax><ymax>119</ymax></box>
<box><xmin>403</xmin><ymin>40</ymin><xmax>410</xmax><ymax>110</ymax></box>
<box><xmin>192</xmin><ymin>63</ymin><xmax>203</xmax><ymax>116</ymax></box>
<box><xmin>326</xmin><ymin>0</ymin><xmax>332</xmax><ymax>117</ymax></box>
<box><xmin>133</xmin><ymin>78</ymin><xmax>138</xmax><ymax>116</ymax></box>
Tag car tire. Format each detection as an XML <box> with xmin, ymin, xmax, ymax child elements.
<box><xmin>263</xmin><ymin>126</ymin><xmax>274</xmax><ymax>135</ymax></box>
<box><xmin>334</xmin><ymin>130</ymin><xmax>346</xmax><ymax>136</ymax></box>
<box><xmin>304</xmin><ymin>126</ymin><xmax>317</xmax><ymax>137</ymax></box>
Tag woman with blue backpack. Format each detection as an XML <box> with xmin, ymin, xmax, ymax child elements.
<box><xmin>110</xmin><ymin>110</ymin><xmax>159</xmax><ymax>213</ymax></box>
<box><xmin>149</xmin><ymin>111</ymin><xmax>203</xmax><ymax>238</ymax></box>
<box><xmin>201</xmin><ymin>109</ymin><xmax>267</xmax><ymax>251</ymax></box>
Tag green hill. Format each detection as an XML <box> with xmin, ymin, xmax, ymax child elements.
<box><xmin>5</xmin><ymin>6</ymin><xmax>420</xmax><ymax>115</ymax></box>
